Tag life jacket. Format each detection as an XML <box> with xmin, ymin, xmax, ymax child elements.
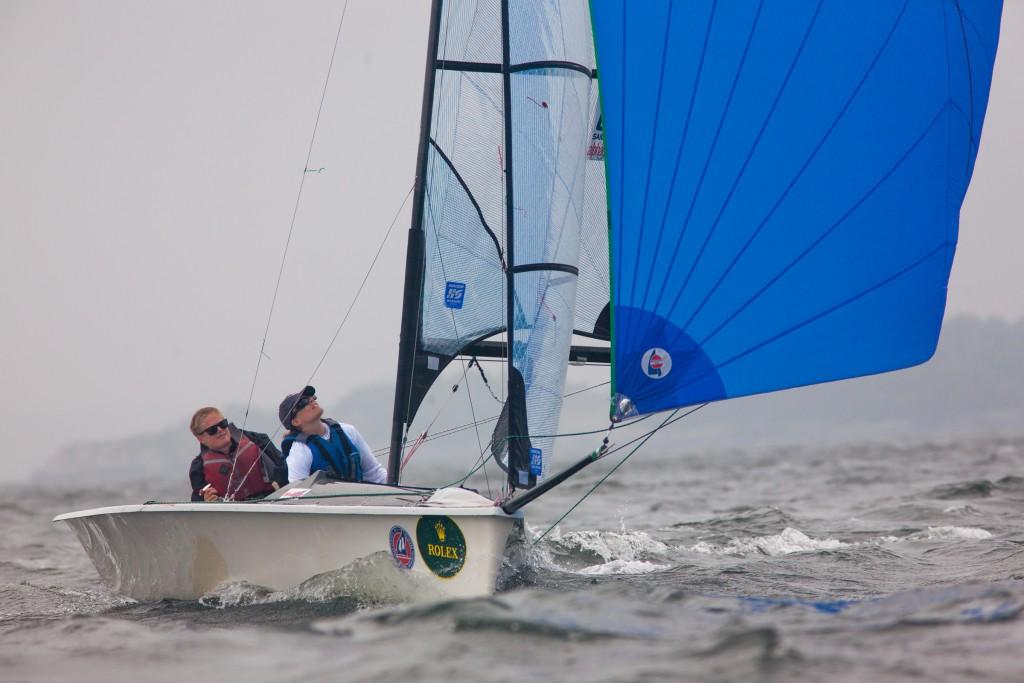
<box><xmin>283</xmin><ymin>419</ymin><xmax>363</xmax><ymax>482</ymax></box>
<box><xmin>201</xmin><ymin>432</ymin><xmax>276</xmax><ymax>501</ymax></box>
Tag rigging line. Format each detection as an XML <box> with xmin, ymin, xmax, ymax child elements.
<box><xmin>228</xmin><ymin>2</ymin><xmax>352</xmax><ymax>491</ymax></box>
<box><xmin>401</xmin><ymin>381</ymin><xmax>459</xmax><ymax>473</ymax></box>
<box><xmin>531</xmin><ymin>407</ymin><xmax>682</xmax><ymax>545</ymax></box>
<box><xmin>372</xmin><ymin>414</ymin><xmax>500</xmax><ymax>456</ymax></box>
<box><xmin>506</xmin><ymin>412</ymin><xmax>652</xmax><ymax>441</ymax></box>
<box><xmin>306</xmin><ymin>183</ymin><xmax>414</xmax><ymax>382</ymax></box>
<box><xmin>394</xmin><ymin>0</ymin><xmax>456</xmax><ymax>460</ymax></box>
<box><xmin>619</xmin><ymin>1</ymin><xmax>717</xmax><ymax>356</ymax></box>
<box><xmin>601</xmin><ymin>403</ymin><xmax>706</xmax><ymax>459</ymax></box>
<box><xmin>420</xmin><ymin>172</ymin><xmax>491</xmax><ymax>477</ymax></box>
<box><xmin>240</xmin><ymin>0</ymin><xmax>351</xmax><ymax>431</ymax></box>
<box><xmin>563</xmin><ymin>380</ymin><xmax>609</xmax><ymax>398</ymax></box>
<box><xmin>456</xmin><ymin>355</ymin><xmax>493</xmax><ymax>497</ymax></box>
<box><xmin>229</xmin><ymin>183</ymin><xmax>413</xmax><ymax>494</ymax></box>
<box><xmin>369</xmin><ymin>379</ymin><xmax>619</xmax><ymax>455</ymax></box>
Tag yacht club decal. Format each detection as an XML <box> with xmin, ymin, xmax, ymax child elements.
<box><xmin>416</xmin><ymin>515</ymin><xmax>467</xmax><ymax>578</ymax></box>
<box><xmin>388</xmin><ymin>525</ymin><xmax>415</xmax><ymax>570</ymax></box>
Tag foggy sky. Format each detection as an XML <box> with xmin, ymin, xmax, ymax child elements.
<box><xmin>1</xmin><ymin>1</ymin><xmax>1021</xmax><ymax>483</ymax></box>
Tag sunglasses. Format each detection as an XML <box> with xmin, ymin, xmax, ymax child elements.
<box><xmin>198</xmin><ymin>419</ymin><xmax>229</xmax><ymax>436</ymax></box>
<box><xmin>292</xmin><ymin>395</ymin><xmax>317</xmax><ymax>415</ymax></box>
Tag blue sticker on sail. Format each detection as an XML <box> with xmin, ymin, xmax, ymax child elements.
<box><xmin>444</xmin><ymin>281</ymin><xmax>466</xmax><ymax>309</ymax></box>
<box><xmin>529</xmin><ymin>447</ymin><xmax>543</xmax><ymax>476</ymax></box>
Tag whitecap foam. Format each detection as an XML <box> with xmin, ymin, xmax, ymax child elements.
<box><xmin>687</xmin><ymin>528</ymin><xmax>848</xmax><ymax>557</ymax></box>
<box><xmin>532</xmin><ymin>527</ymin><xmax>672</xmax><ymax>576</ymax></box>
<box><xmin>906</xmin><ymin>526</ymin><xmax>992</xmax><ymax>541</ymax></box>
<box><xmin>942</xmin><ymin>504</ymin><xmax>981</xmax><ymax>515</ymax></box>
<box><xmin>199</xmin><ymin>581</ymin><xmax>273</xmax><ymax>608</ymax></box>
<box><xmin>577</xmin><ymin>559</ymin><xmax>669</xmax><ymax>576</ymax></box>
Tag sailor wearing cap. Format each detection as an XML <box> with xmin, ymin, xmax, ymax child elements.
<box><xmin>278</xmin><ymin>386</ymin><xmax>387</xmax><ymax>484</ymax></box>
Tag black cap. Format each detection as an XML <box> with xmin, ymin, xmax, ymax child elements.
<box><xmin>278</xmin><ymin>385</ymin><xmax>316</xmax><ymax>430</ymax></box>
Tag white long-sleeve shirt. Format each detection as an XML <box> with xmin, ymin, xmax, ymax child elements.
<box><xmin>285</xmin><ymin>421</ymin><xmax>387</xmax><ymax>484</ymax></box>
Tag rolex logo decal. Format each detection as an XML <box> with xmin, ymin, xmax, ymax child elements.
<box><xmin>416</xmin><ymin>515</ymin><xmax>467</xmax><ymax>578</ymax></box>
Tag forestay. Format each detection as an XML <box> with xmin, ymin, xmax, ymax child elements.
<box><xmin>590</xmin><ymin>0</ymin><xmax>1003</xmax><ymax>420</ymax></box>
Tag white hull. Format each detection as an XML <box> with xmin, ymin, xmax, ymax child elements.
<box><xmin>55</xmin><ymin>483</ymin><xmax>520</xmax><ymax>602</ymax></box>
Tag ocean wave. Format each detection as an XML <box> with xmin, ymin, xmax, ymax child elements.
<box><xmin>927</xmin><ymin>480</ymin><xmax>995</xmax><ymax>499</ymax></box>
<box><xmin>0</xmin><ymin>559</ymin><xmax>62</xmax><ymax>574</ymax></box>
<box><xmin>904</xmin><ymin>526</ymin><xmax>993</xmax><ymax>541</ymax></box>
<box><xmin>942</xmin><ymin>504</ymin><xmax>982</xmax><ymax>515</ymax></box>
<box><xmin>577</xmin><ymin>559</ymin><xmax>669</xmax><ymax>576</ymax></box>
<box><xmin>536</xmin><ymin>528</ymin><xmax>672</xmax><ymax>575</ymax></box>
<box><xmin>683</xmin><ymin>525</ymin><xmax>993</xmax><ymax>558</ymax></box>
<box><xmin>687</xmin><ymin>528</ymin><xmax>847</xmax><ymax>557</ymax></box>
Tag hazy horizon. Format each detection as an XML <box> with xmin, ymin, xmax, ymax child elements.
<box><xmin>2</xmin><ymin>2</ymin><xmax>1022</xmax><ymax>484</ymax></box>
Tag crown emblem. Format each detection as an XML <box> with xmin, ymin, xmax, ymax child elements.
<box><xmin>435</xmin><ymin>520</ymin><xmax>446</xmax><ymax>542</ymax></box>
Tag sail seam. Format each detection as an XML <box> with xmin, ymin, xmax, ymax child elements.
<box><xmin>690</xmin><ymin>101</ymin><xmax>952</xmax><ymax>354</ymax></box>
<box><xmin>641</xmin><ymin>243</ymin><xmax>948</xmax><ymax>407</ymax></box>
<box><xmin>617</xmin><ymin>1</ymin><xmax>717</xmax><ymax>356</ymax></box>
<box><xmin>667</xmin><ymin>0</ymin><xmax>912</xmax><ymax>340</ymax></box>
<box><xmin>631</xmin><ymin>0</ymin><xmax>766</xmax><ymax>354</ymax></box>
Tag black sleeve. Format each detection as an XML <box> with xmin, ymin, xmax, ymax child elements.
<box><xmin>246</xmin><ymin>430</ymin><xmax>288</xmax><ymax>487</ymax></box>
<box><xmin>189</xmin><ymin>456</ymin><xmax>206</xmax><ymax>502</ymax></box>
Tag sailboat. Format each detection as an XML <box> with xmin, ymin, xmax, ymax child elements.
<box><xmin>56</xmin><ymin>0</ymin><xmax>1003</xmax><ymax>602</ymax></box>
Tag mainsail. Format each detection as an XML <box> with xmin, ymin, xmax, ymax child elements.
<box><xmin>590</xmin><ymin>1</ymin><xmax>1003</xmax><ymax>420</ymax></box>
<box><xmin>389</xmin><ymin>0</ymin><xmax>602</xmax><ymax>488</ymax></box>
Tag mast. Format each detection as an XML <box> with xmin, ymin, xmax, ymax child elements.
<box><xmin>500</xmin><ymin>0</ymin><xmax>530</xmax><ymax>491</ymax></box>
<box><xmin>388</xmin><ymin>0</ymin><xmax>445</xmax><ymax>484</ymax></box>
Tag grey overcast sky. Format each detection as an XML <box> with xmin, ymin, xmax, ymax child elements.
<box><xmin>1</xmin><ymin>2</ymin><xmax>1021</xmax><ymax>483</ymax></box>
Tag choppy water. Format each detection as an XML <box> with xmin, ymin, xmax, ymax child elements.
<box><xmin>4</xmin><ymin>434</ymin><xmax>1024</xmax><ymax>682</ymax></box>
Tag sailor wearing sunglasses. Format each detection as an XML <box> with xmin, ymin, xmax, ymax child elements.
<box><xmin>188</xmin><ymin>407</ymin><xmax>287</xmax><ymax>502</ymax></box>
<box><xmin>278</xmin><ymin>385</ymin><xmax>387</xmax><ymax>484</ymax></box>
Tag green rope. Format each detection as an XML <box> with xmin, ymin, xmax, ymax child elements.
<box><xmin>531</xmin><ymin>408</ymin><xmax>684</xmax><ymax>545</ymax></box>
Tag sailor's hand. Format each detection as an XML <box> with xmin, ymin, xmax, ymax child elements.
<box><xmin>201</xmin><ymin>485</ymin><xmax>221</xmax><ymax>502</ymax></box>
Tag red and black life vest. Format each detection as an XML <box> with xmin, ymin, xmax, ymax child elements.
<box><xmin>200</xmin><ymin>434</ymin><xmax>275</xmax><ymax>501</ymax></box>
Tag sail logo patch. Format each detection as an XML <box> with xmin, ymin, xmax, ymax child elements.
<box><xmin>416</xmin><ymin>515</ymin><xmax>467</xmax><ymax>578</ymax></box>
<box><xmin>529</xmin><ymin>447</ymin><xmax>543</xmax><ymax>476</ymax></box>
<box><xmin>587</xmin><ymin>114</ymin><xmax>604</xmax><ymax>160</ymax></box>
<box><xmin>641</xmin><ymin>348</ymin><xmax>672</xmax><ymax>379</ymax></box>
<box><xmin>444</xmin><ymin>281</ymin><xmax>466</xmax><ymax>309</ymax></box>
<box><xmin>388</xmin><ymin>525</ymin><xmax>415</xmax><ymax>569</ymax></box>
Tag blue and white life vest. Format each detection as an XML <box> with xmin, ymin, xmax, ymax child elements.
<box><xmin>282</xmin><ymin>419</ymin><xmax>363</xmax><ymax>482</ymax></box>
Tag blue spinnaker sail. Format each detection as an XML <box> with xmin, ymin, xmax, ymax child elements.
<box><xmin>590</xmin><ymin>0</ymin><xmax>1002</xmax><ymax>419</ymax></box>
